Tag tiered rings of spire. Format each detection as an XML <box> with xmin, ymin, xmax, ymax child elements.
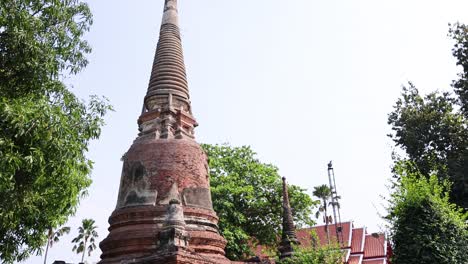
<box><xmin>139</xmin><ymin>0</ymin><xmax>196</xmax><ymax>140</ymax></box>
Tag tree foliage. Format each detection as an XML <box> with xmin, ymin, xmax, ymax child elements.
<box><xmin>44</xmin><ymin>226</ymin><xmax>70</xmax><ymax>264</ymax></box>
<box><xmin>388</xmin><ymin>23</ymin><xmax>468</xmax><ymax>210</ymax></box>
<box><xmin>449</xmin><ymin>22</ymin><xmax>468</xmax><ymax>116</ymax></box>
<box><xmin>72</xmin><ymin>218</ymin><xmax>98</xmax><ymax>263</ymax></box>
<box><xmin>201</xmin><ymin>144</ymin><xmax>317</xmax><ymax>260</ymax></box>
<box><xmin>277</xmin><ymin>247</ymin><xmax>342</xmax><ymax>264</ymax></box>
<box><xmin>0</xmin><ymin>0</ymin><xmax>92</xmax><ymax>96</ymax></box>
<box><xmin>385</xmin><ymin>21</ymin><xmax>468</xmax><ymax>264</ymax></box>
<box><xmin>0</xmin><ymin>1</ymin><xmax>111</xmax><ymax>262</ymax></box>
<box><xmin>388</xmin><ymin>84</ymin><xmax>468</xmax><ymax>209</ymax></box>
<box><xmin>277</xmin><ymin>233</ymin><xmax>342</xmax><ymax>264</ymax></box>
<box><xmin>312</xmin><ymin>184</ymin><xmax>331</xmax><ymax>222</ymax></box>
<box><xmin>386</xmin><ymin>162</ymin><xmax>468</xmax><ymax>264</ymax></box>
<box><xmin>312</xmin><ymin>185</ymin><xmax>332</xmax><ymax>243</ymax></box>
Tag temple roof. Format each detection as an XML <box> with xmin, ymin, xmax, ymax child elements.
<box><xmin>363</xmin><ymin>233</ymin><xmax>386</xmax><ymax>260</ymax></box>
<box><xmin>252</xmin><ymin>221</ymin><xmax>390</xmax><ymax>264</ymax></box>
<box><xmin>349</xmin><ymin>255</ymin><xmax>364</xmax><ymax>264</ymax></box>
<box><xmin>351</xmin><ymin>227</ymin><xmax>365</xmax><ymax>253</ymax></box>
<box><xmin>296</xmin><ymin>221</ymin><xmax>353</xmax><ymax>248</ymax></box>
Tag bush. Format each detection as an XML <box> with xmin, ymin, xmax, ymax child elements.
<box><xmin>386</xmin><ymin>162</ymin><xmax>468</xmax><ymax>264</ymax></box>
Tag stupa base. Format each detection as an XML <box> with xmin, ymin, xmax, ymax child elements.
<box><xmin>100</xmin><ymin>245</ymin><xmax>231</xmax><ymax>264</ymax></box>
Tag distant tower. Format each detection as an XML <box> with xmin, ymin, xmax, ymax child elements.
<box><xmin>99</xmin><ymin>1</ymin><xmax>230</xmax><ymax>263</ymax></box>
<box><xmin>278</xmin><ymin>177</ymin><xmax>299</xmax><ymax>259</ymax></box>
<box><xmin>327</xmin><ymin>161</ymin><xmax>344</xmax><ymax>246</ymax></box>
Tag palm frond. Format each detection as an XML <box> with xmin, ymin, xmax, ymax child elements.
<box><xmin>72</xmin><ymin>218</ymin><xmax>100</xmax><ymax>261</ymax></box>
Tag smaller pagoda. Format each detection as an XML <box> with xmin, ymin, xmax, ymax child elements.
<box><xmin>278</xmin><ymin>177</ymin><xmax>299</xmax><ymax>259</ymax></box>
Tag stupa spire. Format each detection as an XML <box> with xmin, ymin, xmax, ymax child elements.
<box><xmin>99</xmin><ymin>1</ymin><xmax>230</xmax><ymax>263</ymax></box>
<box><xmin>279</xmin><ymin>177</ymin><xmax>299</xmax><ymax>259</ymax></box>
<box><xmin>146</xmin><ymin>0</ymin><xmax>188</xmax><ymax>103</ymax></box>
<box><xmin>139</xmin><ymin>0</ymin><xmax>195</xmax><ymax>140</ymax></box>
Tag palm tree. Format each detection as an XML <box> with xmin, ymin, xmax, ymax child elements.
<box><xmin>72</xmin><ymin>219</ymin><xmax>99</xmax><ymax>263</ymax></box>
<box><xmin>44</xmin><ymin>226</ymin><xmax>70</xmax><ymax>264</ymax></box>
<box><xmin>313</xmin><ymin>184</ymin><xmax>332</xmax><ymax>244</ymax></box>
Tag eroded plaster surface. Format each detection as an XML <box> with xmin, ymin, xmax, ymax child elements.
<box><xmin>116</xmin><ymin>160</ymin><xmax>157</xmax><ymax>208</ymax></box>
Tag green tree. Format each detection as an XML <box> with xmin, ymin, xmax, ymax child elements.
<box><xmin>388</xmin><ymin>84</ymin><xmax>468</xmax><ymax>209</ymax></box>
<box><xmin>312</xmin><ymin>184</ymin><xmax>332</xmax><ymax>244</ymax></box>
<box><xmin>44</xmin><ymin>226</ymin><xmax>70</xmax><ymax>264</ymax></box>
<box><xmin>0</xmin><ymin>0</ymin><xmax>111</xmax><ymax>262</ymax></box>
<box><xmin>386</xmin><ymin>162</ymin><xmax>468</xmax><ymax>264</ymax></box>
<box><xmin>202</xmin><ymin>144</ymin><xmax>317</xmax><ymax>260</ymax></box>
<box><xmin>388</xmin><ymin>24</ymin><xmax>468</xmax><ymax>210</ymax></box>
<box><xmin>72</xmin><ymin>218</ymin><xmax>98</xmax><ymax>263</ymax></box>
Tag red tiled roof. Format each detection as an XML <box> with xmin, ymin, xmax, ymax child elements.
<box><xmin>348</xmin><ymin>254</ymin><xmax>363</xmax><ymax>264</ymax></box>
<box><xmin>362</xmin><ymin>258</ymin><xmax>386</xmax><ymax>264</ymax></box>
<box><xmin>351</xmin><ymin>227</ymin><xmax>365</xmax><ymax>253</ymax></box>
<box><xmin>296</xmin><ymin>222</ymin><xmax>353</xmax><ymax>248</ymax></box>
<box><xmin>364</xmin><ymin>234</ymin><xmax>386</xmax><ymax>259</ymax></box>
<box><xmin>247</xmin><ymin>222</ymin><xmax>390</xmax><ymax>264</ymax></box>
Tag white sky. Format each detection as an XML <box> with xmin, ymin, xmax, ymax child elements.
<box><xmin>20</xmin><ymin>0</ymin><xmax>468</xmax><ymax>263</ymax></box>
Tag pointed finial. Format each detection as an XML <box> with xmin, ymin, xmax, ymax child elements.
<box><xmin>139</xmin><ymin>0</ymin><xmax>197</xmax><ymax>140</ymax></box>
<box><xmin>162</xmin><ymin>0</ymin><xmax>179</xmax><ymax>26</ymax></box>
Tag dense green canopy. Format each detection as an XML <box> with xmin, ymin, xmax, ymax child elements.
<box><xmin>0</xmin><ymin>0</ymin><xmax>111</xmax><ymax>262</ymax></box>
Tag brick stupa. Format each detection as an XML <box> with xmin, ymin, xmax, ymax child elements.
<box><xmin>99</xmin><ymin>1</ymin><xmax>230</xmax><ymax>263</ymax></box>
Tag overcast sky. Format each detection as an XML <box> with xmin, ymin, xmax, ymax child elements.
<box><xmin>20</xmin><ymin>0</ymin><xmax>468</xmax><ymax>263</ymax></box>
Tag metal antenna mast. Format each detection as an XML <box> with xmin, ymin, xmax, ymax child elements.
<box><xmin>327</xmin><ymin>161</ymin><xmax>344</xmax><ymax>246</ymax></box>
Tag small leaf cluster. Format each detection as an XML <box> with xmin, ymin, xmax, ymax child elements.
<box><xmin>201</xmin><ymin>144</ymin><xmax>317</xmax><ymax>260</ymax></box>
<box><xmin>276</xmin><ymin>236</ymin><xmax>342</xmax><ymax>264</ymax></box>
<box><xmin>48</xmin><ymin>226</ymin><xmax>71</xmax><ymax>248</ymax></box>
<box><xmin>386</xmin><ymin>162</ymin><xmax>468</xmax><ymax>264</ymax></box>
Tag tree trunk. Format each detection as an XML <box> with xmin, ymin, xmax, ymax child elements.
<box><xmin>323</xmin><ymin>199</ymin><xmax>330</xmax><ymax>245</ymax></box>
<box><xmin>81</xmin><ymin>239</ymin><xmax>87</xmax><ymax>263</ymax></box>
<box><xmin>44</xmin><ymin>239</ymin><xmax>50</xmax><ymax>264</ymax></box>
